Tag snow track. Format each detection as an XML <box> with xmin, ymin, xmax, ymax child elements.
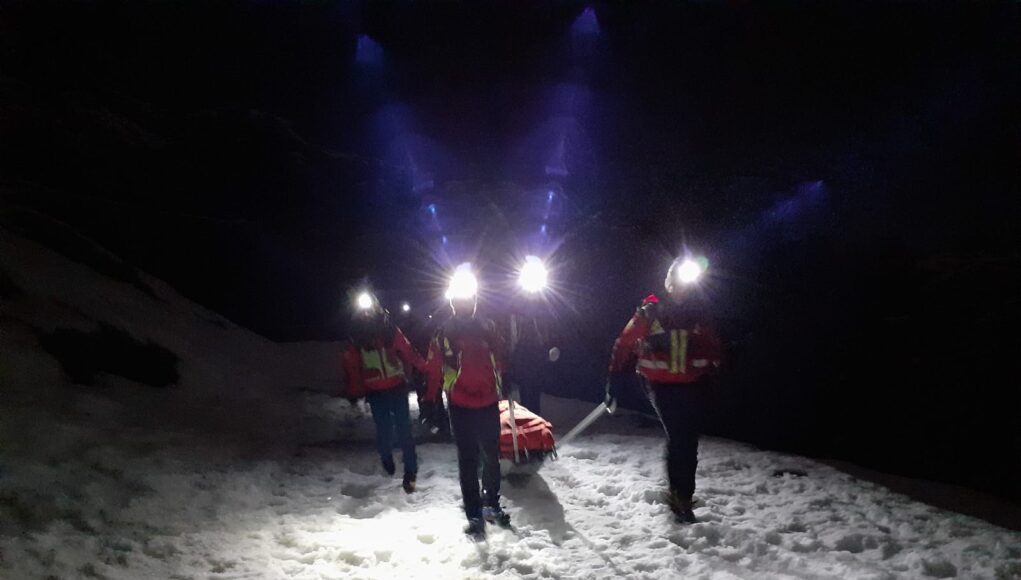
<box><xmin>2</xmin><ymin>394</ymin><xmax>1019</xmax><ymax>579</ymax></box>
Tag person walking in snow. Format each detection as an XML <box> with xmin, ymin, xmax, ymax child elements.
<box><xmin>424</xmin><ymin>264</ymin><xmax>512</xmax><ymax>538</ymax></box>
<box><xmin>502</xmin><ymin>304</ymin><xmax>559</xmax><ymax>416</ymax></box>
<box><xmin>341</xmin><ymin>291</ymin><xmax>428</xmax><ymax>493</ymax></box>
<box><xmin>406</xmin><ymin>309</ymin><xmax>451</xmax><ymax>440</ymax></box>
<box><xmin>606</xmin><ymin>256</ymin><xmax>723</xmax><ymax>523</ymax></box>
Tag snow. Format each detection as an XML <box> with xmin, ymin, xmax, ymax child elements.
<box><xmin>3</xmin><ymin>392</ymin><xmax>1019</xmax><ymax>579</ymax></box>
<box><xmin>2</xmin><ymin>224</ymin><xmax>1021</xmax><ymax>579</ymax></box>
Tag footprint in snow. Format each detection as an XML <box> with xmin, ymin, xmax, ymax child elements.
<box><xmin>340</xmin><ymin>483</ymin><xmax>372</xmax><ymax>499</ymax></box>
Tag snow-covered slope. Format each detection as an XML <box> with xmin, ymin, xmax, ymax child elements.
<box><xmin>2</xmin><ymin>219</ymin><xmax>1020</xmax><ymax>579</ymax></box>
<box><xmin>5</xmin><ymin>390</ymin><xmax>1021</xmax><ymax>579</ymax></box>
<box><xmin>0</xmin><ymin>216</ymin><xmax>340</xmax><ymax>546</ymax></box>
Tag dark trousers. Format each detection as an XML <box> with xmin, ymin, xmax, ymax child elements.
<box><xmin>449</xmin><ymin>403</ymin><xmax>501</xmax><ymax>520</ymax></box>
<box><xmin>511</xmin><ymin>346</ymin><xmax>547</xmax><ymax>415</ymax></box>
<box><xmin>367</xmin><ymin>386</ymin><xmax>417</xmax><ymax>476</ymax></box>
<box><xmin>518</xmin><ymin>380</ymin><xmax>542</xmax><ymax>415</ymax></box>
<box><xmin>649</xmin><ymin>382</ymin><xmax>706</xmax><ymax>500</ymax></box>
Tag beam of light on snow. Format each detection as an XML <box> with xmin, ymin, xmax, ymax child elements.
<box><xmin>518</xmin><ymin>255</ymin><xmax>549</xmax><ymax>294</ymax></box>
<box><xmin>445</xmin><ymin>263</ymin><xmax>478</xmax><ymax>300</ymax></box>
<box><xmin>355</xmin><ymin>34</ymin><xmax>383</xmax><ymax>65</ymax></box>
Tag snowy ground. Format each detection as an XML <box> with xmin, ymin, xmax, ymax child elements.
<box><xmin>3</xmin><ymin>393</ymin><xmax>1020</xmax><ymax>580</ymax></box>
<box><xmin>2</xmin><ymin>220</ymin><xmax>1020</xmax><ymax>579</ymax></box>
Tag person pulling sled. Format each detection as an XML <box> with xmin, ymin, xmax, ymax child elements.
<box><xmin>425</xmin><ymin>264</ymin><xmax>512</xmax><ymax>538</ymax></box>
<box><xmin>606</xmin><ymin>255</ymin><xmax>723</xmax><ymax>523</ymax></box>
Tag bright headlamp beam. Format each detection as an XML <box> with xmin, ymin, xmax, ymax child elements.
<box><xmin>518</xmin><ymin>255</ymin><xmax>548</xmax><ymax>293</ymax></box>
<box><xmin>675</xmin><ymin>259</ymin><xmax>704</xmax><ymax>285</ymax></box>
<box><xmin>356</xmin><ymin>292</ymin><xmax>374</xmax><ymax>310</ymax></box>
<box><xmin>445</xmin><ymin>265</ymin><xmax>478</xmax><ymax>300</ymax></box>
<box><xmin>401</xmin><ymin>302</ymin><xmax>411</xmax><ymax>313</ymax></box>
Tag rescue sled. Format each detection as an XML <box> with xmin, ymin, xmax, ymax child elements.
<box><xmin>498</xmin><ymin>399</ymin><xmax>556</xmax><ymax>476</ymax></box>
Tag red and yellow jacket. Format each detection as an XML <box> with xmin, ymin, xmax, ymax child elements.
<box><xmin>609</xmin><ymin>295</ymin><xmax>722</xmax><ymax>384</ymax></box>
<box><xmin>342</xmin><ymin>327</ymin><xmax>427</xmax><ymax>398</ymax></box>
<box><xmin>425</xmin><ymin>316</ymin><xmax>505</xmax><ymax>409</ymax></box>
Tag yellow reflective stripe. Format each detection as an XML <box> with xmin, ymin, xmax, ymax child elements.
<box><xmin>678</xmin><ymin>330</ymin><xmax>688</xmax><ymax>374</ymax></box>
<box><xmin>667</xmin><ymin>330</ymin><xmax>689</xmax><ymax>375</ymax></box>
<box><xmin>670</xmin><ymin>330</ymin><xmax>679</xmax><ymax>374</ymax></box>
<box><xmin>650</xmin><ymin>320</ymin><xmax>665</xmax><ymax>335</ymax></box>
<box><xmin>444</xmin><ymin>350</ymin><xmax>462</xmax><ymax>393</ymax></box>
<box><xmin>360</xmin><ymin>348</ymin><xmax>404</xmax><ymax>379</ymax></box>
<box><xmin>361</xmin><ymin>349</ymin><xmax>389</xmax><ymax>375</ymax></box>
<box><xmin>443</xmin><ymin>367</ymin><xmax>460</xmax><ymax>393</ymax></box>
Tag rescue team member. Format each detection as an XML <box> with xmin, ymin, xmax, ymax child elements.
<box><xmin>606</xmin><ymin>256</ymin><xmax>722</xmax><ymax>523</ymax></box>
<box><xmin>341</xmin><ymin>291</ymin><xmax>428</xmax><ymax>494</ymax></box>
<box><xmin>425</xmin><ymin>263</ymin><xmax>512</xmax><ymax>538</ymax></box>
<box><xmin>505</xmin><ymin>255</ymin><xmax>558</xmax><ymax>415</ymax></box>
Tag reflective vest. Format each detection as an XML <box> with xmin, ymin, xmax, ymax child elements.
<box><xmin>342</xmin><ymin>327</ymin><xmax>426</xmax><ymax>397</ymax></box>
<box><xmin>426</xmin><ymin>317</ymin><xmax>504</xmax><ymax>409</ymax></box>
<box><xmin>610</xmin><ymin>296</ymin><xmax>722</xmax><ymax>384</ymax></box>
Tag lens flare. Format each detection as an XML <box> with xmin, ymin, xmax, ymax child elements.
<box><xmin>518</xmin><ymin>256</ymin><xmax>548</xmax><ymax>293</ymax></box>
<box><xmin>675</xmin><ymin>259</ymin><xmax>704</xmax><ymax>285</ymax></box>
<box><xmin>356</xmin><ymin>292</ymin><xmax>374</xmax><ymax>310</ymax></box>
<box><xmin>445</xmin><ymin>263</ymin><xmax>478</xmax><ymax>300</ymax></box>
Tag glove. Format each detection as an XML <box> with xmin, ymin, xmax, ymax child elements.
<box><xmin>605</xmin><ymin>373</ymin><xmax>626</xmax><ymax>407</ymax></box>
<box><xmin>419</xmin><ymin>399</ymin><xmax>435</xmax><ymax>424</ymax></box>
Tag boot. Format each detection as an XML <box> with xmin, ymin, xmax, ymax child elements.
<box><xmin>381</xmin><ymin>456</ymin><xmax>396</xmax><ymax>476</ymax></box>
<box><xmin>482</xmin><ymin>505</ymin><xmax>511</xmax><ymax>528</ymax></box>
<box><xmin>464</xmin><ymin>517</ymin><xmax>486</xmax><ymax>539</ymax></box>
<box><xmin>666</xmin><ymin>491</ymin><xmax>697</xmax><ymax>524</ymax></box>
<box><xmin>402</xmin><ymin>472</ymin><xmax>416</xmax><ymax>494</ymax></box>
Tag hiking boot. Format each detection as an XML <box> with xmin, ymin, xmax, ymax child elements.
<box><xmin>464</xmin><ymin>517</ymin><xmax>486</xmax><ymax>538</ymax></box>
<box><xmin>482</xmin><ymin>505</ymin><xmax>511</xmax><ymax>528</ymax></box>
<box><xmin>666</xmin><ymin>491</ymin><xmax>697</xmax><ymax>524</ymax></box>
<box><xmin>402</xmin><ymin>473</ymin><xmax>416</xmax><ymax>494</ymax></box>
<box><xmin>381</xmin><ymin>457</ymin><xmax>396</xmax><ymax>476</ymax></box>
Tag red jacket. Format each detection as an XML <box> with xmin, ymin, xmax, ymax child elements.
<box><xmin>342</xmin><ymin>327</ymin><xmax>427</xmax><ymax>398</ymax></box>
<box><xmin>425</xmin><ymin>316</ymin><xmax>505</xmax><ymax>409</ymax></box>
<box><xmin>610</xmin><ymin>295</ymin><xmax>722</xmax><ymax>384</ymax></box>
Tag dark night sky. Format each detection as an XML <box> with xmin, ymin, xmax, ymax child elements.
<box><xmin>1</xmin><ymin>1</ymin><xmax>1019</xmax><ymax>497</ymax></box>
